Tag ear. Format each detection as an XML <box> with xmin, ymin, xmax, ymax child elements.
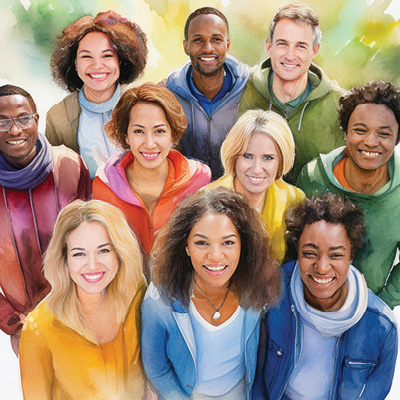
<box><xmin>125</xmin><ymin>135</ymin><xmax>130</xmax><ymax>147</ymax></box>
<box><xmin>183</xmin><ymin>40</ymin><xmax>189</xmax><ymax>56</ymax></box>
<box><xmin>226</xmin><ymin>38</ymin><xmax>231</xmax><ymax>52</ymax></box>
<box><xmin>266</xmin><ymin>38</ymin><xmax>272</xmax><ymax>56</ymax></box>
<box><xmin>312</xmin><ymin>43</ymin><xmax>320</xmax><ymax>58</ymax></box>
<box><xmin>185</xmin><ymin>246</ymin><xmax>190</xmax><ymax>257</ymax></box>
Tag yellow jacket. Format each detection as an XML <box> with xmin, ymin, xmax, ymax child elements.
<box><xmin>19</xmin><ymin>279</ymin><xmax>147</xmax><ymax>400</ymax></box>
<box><xmin>207</xmin><ymin>176</ymin><xmax>305</xmax><ymax>264</ymax></box>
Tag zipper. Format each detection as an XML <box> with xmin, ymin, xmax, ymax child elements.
<box><xmin>329</xmin><ymin>335</ymin><xmax>343</xmax><ymax>399</ymax></box>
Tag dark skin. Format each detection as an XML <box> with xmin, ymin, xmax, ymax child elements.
<box><xmin>183</xmin><ymin>14</ymin><xmax>230</xmax><ymax>100</ymax></box>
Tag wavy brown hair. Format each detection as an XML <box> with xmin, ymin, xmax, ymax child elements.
<box><xmin>51</xmin><ymin>10</ymin><xmax>148</xmax><ymax>92</ymax></box>
<box><xmin>105</xmin><ymin>82</ymin><xmax>187</xmax><ymax>150</ymax></box>
<box><xmin>152</xmin><ymin>187</ymin><xmax>281</xmax><ymax>310</ymax></box>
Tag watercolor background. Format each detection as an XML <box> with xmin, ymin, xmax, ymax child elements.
<box><xmin>0</xmin><ymin>0</ymin><xmax>399</xmax><ymax>398</ymax></box>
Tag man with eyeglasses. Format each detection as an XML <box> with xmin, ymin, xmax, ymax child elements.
<box><xmin>0</xmin><ymin>84</ymin><xmax>91</xmax><ymax>354</ymax></box>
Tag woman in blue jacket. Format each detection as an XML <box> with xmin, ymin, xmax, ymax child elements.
<box><xmin>141</xmin><ymin>188</ymin><xmax>281</xmax><ymax>399</ymax></box>
<box><xmin>253</xmin><ymin>193</ymin><xmax>398</xmax><ymax>400</ymax></box>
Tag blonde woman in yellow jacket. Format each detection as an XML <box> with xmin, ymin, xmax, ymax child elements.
<box><xmin>19</xmin><ymin>200</ymin><xmax>147</xmax><ymax>400</ymax></box>
<box><xmin>207</xmin><ymin>109</ymin><xmax>305</xmax><ymax>264</ymax></box>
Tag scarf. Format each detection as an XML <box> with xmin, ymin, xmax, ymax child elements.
<box><xmin>290</xmin><ymin>262</ymin><xmax>368</xmax><ymax>339</ymax></box>
<box><xmin>0</xmin><ymin>133</ymin><xmax>53</xmax><ymax>190</ymax></box>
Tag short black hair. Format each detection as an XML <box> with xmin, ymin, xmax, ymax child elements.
<box><xmin>184</xmin><ymin>7</ymin><xmax>229</xmax><ymax>41</ymax></box>
<box><xmin>0</xmin><ymin>84</ymin><xmax>37</xmax><ymax>113</ymax></box>
<box><xmin>338</xmin><ymin>81</ymin><xmax>400</xmax><ymax>142</ymax></box>
<box><xmin>286</xmin><ymin>193</ymin><xmax>365</xmax><ymax>259</ymax></box>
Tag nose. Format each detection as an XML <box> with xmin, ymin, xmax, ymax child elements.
<box><xmin>144</xmin><ymin>133</ymin><xmax>156</xmax><ymax>149</ymax></box>
<box><xmin>87</xmin><ymin>254</ymin><xmax>99</xmax><ymax>270</ymax></box>
<box><xmin>364</xmin><ymin>132</ymin><xmax>378</xmax><ymax>147</ymax></box>
<box><xmin>314</xmin><ymin>255</ymin><xmax>331</xmax><ymax>274</ymax></box>
<box><xmin>8</xmin><ymin>120</ymin><xmax>23</xmax><ymax>135</ymax></box>
<box><xmin>253</xmin><ymin>158</ymin><xmax>263</xmax><ymax>174</ymax></box>
<box><xmin>92</xmin><ymin>56</ymin><xmax>104</xmax><ymax>68</ymax></box>
<box><xmin>208</xmin><ymin>244</ymin><xmax>224</xmax><ymax>261</ymax></box>
<box><xmin>285</xmin><ymin>45</ymin><xmax>295</xmax><ymax>60</ymax></box>
<box><xmin>202</xmin><ymin>40</ymin><xmax>213</xmax><ymax>52</ymax></box>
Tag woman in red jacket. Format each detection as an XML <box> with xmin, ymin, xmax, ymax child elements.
<box><xmin>93</xmin><ymin>83</ymin><xmax>211</xmax><ymax>270</ymax></box>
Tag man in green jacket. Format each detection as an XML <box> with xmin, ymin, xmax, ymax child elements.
<box><xmin>238</xmin><ymin>2</ymin><xmax>345</xmax><ymax>183</ymax></box>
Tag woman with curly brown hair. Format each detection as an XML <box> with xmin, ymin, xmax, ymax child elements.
<box><xmin>93</xmin><ymin>83</ymin><xmax>211</xmax><ymax>260</ymax></box>
<box><xmin>253</xmin><ymin>193</ymin><xmax>397</xmax><ymax>400</ymax></box>
<box><xmin>297</xmin><ymin>81</ymin><xmax>400</xmax><ymax>309</ymax></box>
<box><xmin>141</xmin><ymin>187</ymin><xmax>282</xmax><ymax>400</ymax></box>
<box><xmin>46</xmin><ymin>10</ymin><xmax>148</xmax><ymax>178</ymax></box>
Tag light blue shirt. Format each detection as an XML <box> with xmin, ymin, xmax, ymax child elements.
<box><xmin>189</xmin><ymin>301</ymin><xmax>245</xmax><ymax>396</ymax></box>
<box><xmin>78</xmin><ymin>85</ymin><xmax>122</xmax><ymax>178</ymax></box>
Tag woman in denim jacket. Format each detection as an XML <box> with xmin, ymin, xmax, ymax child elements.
<box><xmin>141</xmin><ymin>188</ymin><xmax>281</xmax><ymax>399</ymax></box>
<box><xmin>253</xmin><ymin>193</ymin><xmax>398</xmax><ymax>400</ymax></box>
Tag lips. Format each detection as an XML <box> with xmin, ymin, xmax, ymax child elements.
<box><xmin>309</xmin><ymin>274</ymin><xmax>335</xmax><ymax>284</ymax></box>
<box><xmin>81</xmin><ymin>272</ymin><xmax>105</xmax><ymax>283</ymax></box>
<box><xmin>359</xmin><ymin>150</ymin><xmax>381</xmax><ymax>157</ymax></box>
<box><xmin>87</xmin><ymin>73</ymin><xmax>110</xmax><ymax>80</ymax></box>
<box><xmin>203</xmin><ymin>264</ymin><xmax>228</xmax><ymax>276</ymax></box>
<box><xmin>199</xmin><ymin>55</ymin><xmax>218</xmax><ymax>62</ymax></box>
<box><xmin>247</xmin><ymin>175</ymin><xmax>266</xmax><ymax>185</ymax></box>
<box><xmin>141</xmin><ymin>152</ymin><xmax>160</xmax><ymax>160</ymax></box>
<box><xmin>6</xmin><ymin>138</ymin><xmax>27</xmax><ymax>145</ymax></box>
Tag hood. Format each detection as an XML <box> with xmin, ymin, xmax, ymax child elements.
<box><xmin>167</xmin><ymin>54</ymin><xmax>250</xmax><ymax>102</ymax></box>
<box><xmin>96</xmin><ymin>149</ymin><xmax>210</xmax><ymax>206</ymax></box>
<box><xmin>251</xmin><ymin>58</ymin><xmax>337</xmax><ymax>104</ymax></box>
<box><xmin>319</xmin><ymin>146</ymin><xmax>400</xmax><ymax>198</ymax></box>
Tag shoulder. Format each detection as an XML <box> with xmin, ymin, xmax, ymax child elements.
<box><xmin>364</xmin><ymin>291</ymin><xmax>398</xmax><ymax>329</ymax></box>
<box><xmin>22</xmin><ymin>301</ymin><xmax>55</xmax><ymax>336</ymax></box>
<box><xmin>142</xmin><ymin>283</ymin><xmax>173</xmax><ymax>317</ymax></box>
<box><xmin>47</xmin><ymin>92</ymin><xmax>80</xmax><ymax>119</ymax></box>
<box><xmin>273</xmin><ymin>179</ymin><xmax>305</xmax><ymax>202</ymax></box>
<box><xmin>51</xmin><ymin>145</ymin><xmax>85</xmax><ymax>171</ymax></box>
<box><xmin>205</xmin><ymin>175</ymin><xmax>234</xmax><ymax>190</ymax></box>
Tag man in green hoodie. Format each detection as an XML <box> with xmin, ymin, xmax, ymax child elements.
<box><xmin>238</xmin><ymin>2</ymin><xmax>345</xmax><ymax>183</ymax></box>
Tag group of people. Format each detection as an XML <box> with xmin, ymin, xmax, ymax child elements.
<box><xmin>0</xmin><ymin>2</ymin><xmax>399</xmax><ymax>399</ymax></box>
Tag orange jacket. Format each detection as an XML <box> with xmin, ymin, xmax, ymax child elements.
<box><xmin>93</xmin><ymin>150</ymin><xmax>210</xmax><ymax>254</ymax></box>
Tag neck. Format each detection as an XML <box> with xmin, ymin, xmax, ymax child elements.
<box><xmin>127</xmin><ymin>156</ymin><xmax>169</xmax><ymax>185</ymax></box>
<box><xmin>344</xmin><ymin>156</ymin><xmax>389</xmax><ymax>194</ymax></box>
<box><xmin>77</xmin><ymin>286</ymin><xmax>104</xmax><ymax>311</ymax></box>
<box><xmin>192</xmin><ymin>67</ymin><xmax>225</xmax><ymax>100</ymax></box>
<box><xmin>272</xmin><ymin>72</ymin><xmax>308</xmax><ymax>103</ymax></box>
<box><xmin>83</xmin><ymin>84</ymin><xmax>116</xmax><ymax>104</ymax></box>
<box><xmin>304</xmin><ymin>282</ymin><xmax>348</xmax><ymax>312</ymax></box>
<box><xmin>234</xmin><ymin>177</ymin><xmax>267</xmax><ymax>210</ymax></box>
<box><xmin>194</xmin><ymin>276</ymin><xmax>230</xmax><ymax>301</ymax></box>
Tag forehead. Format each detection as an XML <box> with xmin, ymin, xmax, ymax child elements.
<box><xmin>273</xmin><ymin>18</ymin><xmax>314</xmax><ymax>43</ymax></box>
<box><xmin>299</xmin><ymin>221</ymin><xmax>350</xmax><ymax>248</ymax></box>
<box><xmin>247</xmin><ymin>131</ymin><xmax>279</xmax><ymax>152</ymax></box>
<box><xmin>187</xmin><ymin>14</ymin><xmax>228</xmax><ymax>37</ymax></box>
<box><xmin>190</xmin><ymin>212</ymin><xmax>237</xmax><ymax>235</ymax></box>
<box><xmin>349</xmin><ymin>103</ymin><xmax>398</xmax><ymax>128</ymax></box>
<box><xmin>0</xmin><ymin>94</ymin><xmax>34</xmax><ymax>115</ymax></box>
<box><xmin>78</xmin><ymin>31</ymin><xmax>113</xmax><ymax>49</ymax></box>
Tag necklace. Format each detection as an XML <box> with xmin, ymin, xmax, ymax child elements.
<box><xmin>193</xmin><ymin>279</ymin><xmax>230</xmax><ymax>323</ymax></box>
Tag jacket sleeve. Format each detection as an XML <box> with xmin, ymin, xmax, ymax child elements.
<box><xmin>45</xmin><ymin>108</ymin><xmax>61</xmax><ymax>146</ymax></box>
<box><xmin>0</xmin><ymin>293</ymin><xmax>23</xmax><ymax>335</ymax></box>
<box><xmin>19</xmin><ymin>319</ymin><xmax>53</xmax><ymax>400</ymax></box>
<box><xmin>141</xmin><ymin>297</ymin><xmax>190</xmax><ymax>400</ymax></box>
<box><xmin>347</xmin><ymin>321</ymin><xmax>398</xmax><ymax>399</ymax></box>
<box><xmin>377</xmin><ymin>258</ymin><xmax>400</xmax><ymax>309</ymax></box>
<box><xmin>76</xmin><ymin>156</ymin><xmax>92</xmax><ymax>201</ymax></box>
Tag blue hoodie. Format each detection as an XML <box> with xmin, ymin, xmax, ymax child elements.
<box><xmin>167</xmin><ymin>55</ymin><xmax>249</xmax><ymax>179</ymax></box>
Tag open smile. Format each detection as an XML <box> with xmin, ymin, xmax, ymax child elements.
<box><xmin>203</xmin><ymin>264</ymin><xmax>228</xmax><ymax>276</ymax></box>
<box><xmin>81</xmin><ymin>272</ymin><xmax>106</xmax><ymax>283</ymax></box>
<box><xmin>247</xmin><ymin>175</ymin><xmax>266</xmax><ymax>185</ymax></box>
<box><xmin>309</xmin><ymin>274</ymin><xmax>335</xmax><ymax>284</ymax></box>
<box><xmin>6</xmin><ymin>138</ymin><xmax>27</xmax><ymax>145</ymax></box>
<box><xmin>199</xmin><ymin>55</ymin><xmax>218</xmax><ymax>62</ymax></box>
<box><xmin>359</xmin><ymin>149</ymin><xmax>382</xmax><ymax>157</ymax></box>
<box><xmin>87</xmin><ymin>73</ymin><xmax>110</xmax><ymax>80</ymax></box>
<box><xmin>141</xmin><ymin>152</ymin><xmax>160</xmax><ymax>160</ymax></box>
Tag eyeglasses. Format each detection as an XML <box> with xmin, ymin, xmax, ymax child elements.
<box><xmin>0</xmin><ymin>113</ymin><xmax>37</xmax><ymax>132</ymax></box>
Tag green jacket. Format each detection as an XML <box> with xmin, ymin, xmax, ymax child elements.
<box><xmin>238</xmin><ymin>59</ymin><xmax>346</xmax><ymax>183</ymax></box>
<box><xmin>297</xmin><ymin>146</ymin><xmax>400</xmax><ymax>309</ymax></box>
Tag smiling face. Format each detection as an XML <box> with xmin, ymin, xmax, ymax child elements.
<box><xmin>298</xmin><ymin>221</ymin><xmax>352</xmax><ymax>312</ymax></box>
<box><xmin>67</xmin><ymin>221</ymin><xmax>119</xmax><ymax>299</ymax></box>
<box><xmin>235</xmin><ymin>132</ymin><xmax>281</xmax><ymax>197</ymax></box>
<box><xmin>186</xmin><ymin>213</ymin><xmax>241</xmax><ymax>291</ymax></box>
<box><xmin>266</xmin><ymin>18</ymin><xmax>319</xmax><ymax>86</ymax></box>
<box><xmin>75</xmin><ymin>31</ymin><xmax>120</xmax><ymax>103</ymax></box>
<box><xmin>183</xmin><ymin>14</ymin><xmax>230</xmax><ymax>77</ymax></box>
<box><xmin>0</xmin><ymin>94</ymin><xmax>38</xmax><ymax>168</ymax></box>
<box><xmin>126</xmin><ymin>102</ymin><xmax>173</xmax><ymax>172</ymax></box>
<box><xmin>345</xmin><ymin>103</ymin><xmax>399</xmax><ymax>172</ymax></box>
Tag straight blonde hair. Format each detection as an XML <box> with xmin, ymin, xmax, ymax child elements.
<box><xmin>221</xmin><ymin>109</ymin><xmax>295</xmax><ymax>179</ymax></box>
<box><xmin>44</xmin><ymin>200</ymin><xmax>144</xmax><ymax>343</ymax></box>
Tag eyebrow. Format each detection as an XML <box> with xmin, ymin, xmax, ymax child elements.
<box><xmin>131</xmin><ymin>123</ymin><xmax>168</xmax><ymax>128</ymax></box>
<box><xmin>301</xmin><ymin>243</ymin><xmax>346</xmax><ymax>251</ymax></box>
<box><xmin>193</xmin><ymin>233</ymin><xmax>237</xmax><ymax>240</ymax></box>
<box><xmin>78</xmin><ymin>48</ymin><xmax>114</xmax><ymax>54</ymax></box>
<box><xmin>352</xmin><ymin>122</ymin><xmax>393</xmax><ymax>130</ymax></box>
<box><xmin>70</xmin><ymin>243</ymin><xmax>111</xmax><ymax>252</ymax></box>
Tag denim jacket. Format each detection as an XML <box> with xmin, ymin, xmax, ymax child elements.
<box><xmin>141</xmin><ymin>283</ymin><xmax>261</xmax><ymax>399</ymax></box>
<box><xmin>252</xmin><ymin>260</ymin><xmax>398</xmax><ymax>400</ymax></box>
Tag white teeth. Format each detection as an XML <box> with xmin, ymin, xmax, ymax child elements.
<box><xmin>7</xmin><ymin>139</ymin><xmax>25</xmax><ymax>145</ymax></box>
<box><xmin>312</xmin><ymin>276</ymin><xmax>334</xmax><ymax>284</ymax></box>
<box><xmin>361</xmin><ymin>150</ymin><xmax>380</xmax><ymax>157</ymax></box>
<box><xmin>282</xmin><ymin>63</ymin><xmax>297</xmax><ymax>68</ymax></box>
<box><xmin>142</xmin><ymin>152</ymin><xmax>158</xmax><ymax>159</ymax></box>
<box><xmin>248</xmin><ymin>176</ymin><xmax>265</xmax><ymax>183</ymax></box>
<box><xmin>205</xmin><ymin>265</ymin><xmax>225</xmax><ymax>271</ymax></box>
<box><xmin>90</xmin><ymin>73</ymin><xmax>107</xmax><ymax>78</ymax></box>
<box><xmin>200</xmin><ymin>57</ymin><xmax>216</xmax><ymax>61</ymax></box>
<box><xmin>83</xmin><ymin>273</ymin><xmax>103</xmax><ymax>280</ymax></box>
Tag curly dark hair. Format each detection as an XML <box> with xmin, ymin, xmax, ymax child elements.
<box><xmin>152</xmin><ymin>187</ymin><xmax>282</xmax><ymax>310</ymax></box>
<box><xmin>0</xmin><ymin>84</ymin><xmax>37</xmax><ymax>113</ymax></box>
<box><xmin>184</xmin><ymin>7</ymin><xmax>229</xmax><ymax>40</ymax></box>
<box><xmin>51</xmin><ymin>10</ymin><xmax>148</xmax><ymax>92</ymax></box>
<box><xmin>105</xmin><ymin>82</ymin><xmax>187</xmax><ymax>150</ymax></box>
<box><xmin>338</xmin><ymin>81</ymin><xmax>400</xmax><ymax>142</ymax></box>
<box><xmin>286</xmin><ymin>193</ymin><xmax>365</xmax><ymax>259</ymax></box>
